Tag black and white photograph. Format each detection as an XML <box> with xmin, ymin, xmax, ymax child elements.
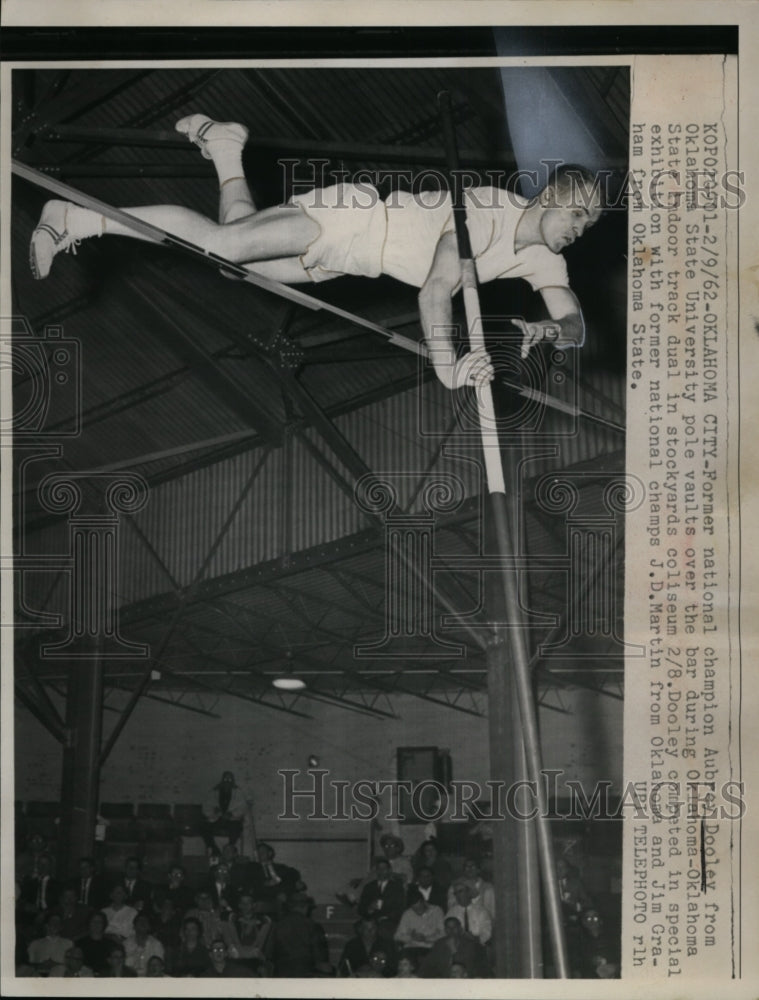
<box><xmin>1</xmin><ymin>6</ymin><xmax>754</xmax><ymax>997</ymax></box>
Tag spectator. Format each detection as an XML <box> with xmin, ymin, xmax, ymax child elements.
<box><xmin>203</xmin><ymin>860</ymin><xmax>237</xmax><ymax>915</ymax></box>
<box><xmin>338</xmin><ymin>918</ymin><xmax>397</xmax><ymax>977</ymax></box>
<box><xmin>101</xmin><ymin>942</ymin><xmax>138</xmax><ymax>978</ymax></box>
<box><xmin>146</xmin><ymin>954</ymin><xmax>167</xmax><ymax>977</ymax></box>
<box><xmin>578</xmin><ymin>908</ymin><xmax>620</xmax><ymax>978</ymax></box>
<box><xmin>26</xmin><ymin>913</ymin><xmax>73</xmax><ymax>976</ymax></box>
<box><xmin>406</xmin><ymin>865</ymin><xmax>448</xmax><ymax>910</ymax></box>
<box><xmin>15</xmin><ymin>832</ymin><xmax>50</xmax><ymax>882</ymax></box>
<box><xmin>200</xmin><ymin>938</ymin><xmax>254</xmax><ymax>978</ymax></box>
<box><xmin>355</xmin><ymin>947</ymin><xmax>395</xmax><ymax>978</ymax></box>
<box><xmin>50</xmin><ymin>886</ymin><xmax>91</xmax><ymax>942</ymax></box>
<box><xmin>19</xmin><ymin>851</ymin><xmax>60</xmax><ymax>920</ymax></box>
<box><xmin>119</xmin><ymin>856</ymin><xmax>153</xmax><ymax>912</ymax></box>
<box><xmin>102</xmin><ymin>884</ymin><xmax>138</xmax><ymax>942</ymax></box>
<box><xmin>268</xmin><ymin>893</ymin><xmax>332</xmax><ymax>977</ymax></box>
<box><xmin>378</xmin><ymin>833</ymin><xmax>413</xmax><ymax>885</ymax></box>
<box><xmin>68</xmin><ymin>856</ymin><xmax>108</xmax><ymax>909</ymax></box>
<box><xmin>418</xmin><ymin>916</ymin><xmax>490</xmax><ymax>978</ymax></box>
<box><xmin>413</xmin><ymin>839</ymin><xmax>453</xmax><ymax>892</ymax></box>
<box><xmin>446</xmin><ymin>880</ymin><xmax>492</xmax><ymax>945</ymax></box>
<box><xmin>357</xmin><ymin>858</ymin><xmax>406</xmax><ymax>931</ymax></box>
<box><xmin>124</xmin><ymin>912</ymin><xmax>165</xmax><ymax>976</ymax></box>
<box><xmin>152</xmin><ymin>863</ymin><xmax>195</xmax><ymax>913</ymax></box>
<box><xmin>397</xmin><ymin>954</ymin><xmax>418</xmax><ymax>978</ymax></box>
<box><xmin>394</xmin><ymin>887</ymin><xmax>445</xmax><ymax>960</ymax></box>
<box><xmin>250</xmin><ymin>841</ymin><xmax>301</xmax><ymax>910</ymax></box>
<box><xmin>450</xmin><ymin>960</ymin><xmax>469</xmax><ymax>978</ymax></box>
<box><xmin>202</xmin><ymin>770</ymin><xmax>252</xmax><ymax>853</ymax></box>
<box><xmin>76</xmin><ymin>910</ymin><xmax>112</xmax><ymax>975</ymax></box>
<box><xmin>50</xmin><ymin>945</ymin><xmax>93</xmax><ymax>978</ymax></box>
<box><xmin>225</xmin><ymin>892</ymin><xmax>271</xmax><ymax>970</ymax></box>
<box><xmin>171</xmin><ymin>916</ymin><xmax>211</xmax><ymax>977</ymax></box>
<box><xmin>152</xmin><ymin>896</ymin><xmax>183</xmax><ymax>952</ymax></box>
<box><xmin>448</xmin><ymin>858</ymin><xmax>496</xmax><ymax>919</ymax></box>
<box><xmin>222</xmin><ymin>842</ymin><xmax>256</xmax><ymax>891</ymax></box>
<box><xmin>185</xmin><ymin>889</ymin><xmax>226</xmax><ymax>949</ymax></box>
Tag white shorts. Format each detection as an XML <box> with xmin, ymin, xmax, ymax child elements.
<box><xmin>288</xmin><ymin>183</ymin><xmax>387</xmax><ymax>283</ymax></box>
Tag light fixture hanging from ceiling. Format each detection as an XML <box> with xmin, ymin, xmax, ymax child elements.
<box><xmin>272</xmin><ymin>649</ymin><xmax>306</xmax><ymax>691</ymax></box>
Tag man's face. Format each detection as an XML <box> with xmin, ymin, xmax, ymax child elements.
<box><xmin>60</xmin><ymin>889</ymin><xmax>77</xmax><ymax>909</ymax></box>
<box><xmin>169</xmin><ymin>867</ymin><xmax>184</xmax><ymax>884</ymax></box>
<box><xmin>210</xmin><ymin>941</ymin><xmax>227</xmax><ymax>963</ymax></box>
<box><xmin>412</xmin><ymin>898</ymin><xmax>427</xmax><ymax>916</ymax></box>
<box><xmin>146</xmin><ymin>956</ymin><xmax>165</xmax><ymax>976</ymax></box>
<box><xmin>79</xmin><ymin>860</ymin><xmax>94</xmax><ymax>878</ymax></box>
<box><xmin>134</xmin><ymin>915</ymin><xmax>150</xmax><ymax>937</ymax></box>
<box><xmin>222</xmin><ymin>771</ymin><xmax>234</xmax><ymax>785</ymax></box>
<box><xmin>65</xmin><ymin>947</ymin><xmax>85</xmax><ymax>972</ymax></box>
<box><xmin>125</xmin><ymin>859</ymin><xmax>140</xmax><ymax>880</ymax></box>
<box><xmin>110</xmin><ymin>885</ymin><xmax>127</xmax><ymax>906</ymax></box>
<box><xmin>445</xmin><ymin>918</ymin><xmax>462</xmax><ymax>940</ymax></box>
<box><xmin>453</xmin><ymin>884</ymin><xmax>472</xmax><ymax>906</ymax></box>
<box><xmin>257</xmin><ymin>845</ymin><xmax>273</xmax><ymax>863</ymax></box>
<box><xmin>417</xmin><ymin>867</ymin><xmax>433</xmax><ymax>888</ymax></box>
<box><xmin>107</xmin><ymin>948</ymin><xmax>125</xmax><ymax>969</ymax></box>
<box><xmin>215</xmin><ymin>864</ymin><xmax>230</xmax><ymax>882</ymax></box>
<box><xmin>539</xmin><ymin>183</ymin><xmax>602</xmax><ymax>253</ymax></box>
<box><xmin>46</xmin><ymin>915</ymin><xmax>63</xmax><ymax>937</ymax></box>
<box><xmin>89</xmin><ymin>914</ymin><xmax>106</xmax><ymax>937</ymax></box>
<box><xmin>376</xmin><ymin>861</ymin><xmax>390</xmax><ymax>881</ymax></box>
<box><xmin>463</xmin><ymin>860</ymin><xmax>479</xmax><ymax>880</ymax></box>
<box><xmin>38</xmin><ymin>854</ymin><xmax>52</xmax><ymax>875</ymax></box>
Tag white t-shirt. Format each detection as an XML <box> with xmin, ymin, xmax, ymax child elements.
<box><xmin>291</xmin><ymin>184</ymin><xmax>570</xmax><ymax>292</ymax></box>
<box><xmin>382</xmin><ymin>187</ymin><xmax>570</xmax><ymax>289</ymax></box>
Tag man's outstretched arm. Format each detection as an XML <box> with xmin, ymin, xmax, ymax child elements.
<box><xmin>515</xmin><ymin>285</ymin><xmax>585</xmax><ymax>358</ymax></box>
<box><xmin>418</xmin><ymin>231</ymin><xmax>494</xmax><ymax>390</ymax></box>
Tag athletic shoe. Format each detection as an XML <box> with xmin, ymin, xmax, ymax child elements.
<box><xmin>175</xmin><ymin>114</ymin><xmax>249</xmax><ymax>159</ymax></box>
<box><xmin>29</xmin><ymin>200</ymin><xmax>84</xmax><ymax>280</ymax></box>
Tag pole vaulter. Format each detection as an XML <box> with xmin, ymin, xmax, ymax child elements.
<box><xmin>438</xmin><ymin>90</ymin><xmax>570</xmax><ymax>978</ymax></box>
<box><xmin>11</xmin><ymin>159</ymin><xmax>622</xmax><ymax>437</ymax></box>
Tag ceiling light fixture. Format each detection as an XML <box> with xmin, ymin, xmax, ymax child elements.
<box><xmin>272</xmin><ymin>650</ymin><xmax>306</xmax><ymax>691</ymax></box>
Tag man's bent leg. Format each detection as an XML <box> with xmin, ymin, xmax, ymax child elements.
<box><xmin>175</xmin><ymin>113</ymin><xmax>255</xmax><ymax>224</ymax></box>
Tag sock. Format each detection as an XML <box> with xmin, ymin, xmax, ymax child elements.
<box><xmin>66</xmin><ymin>202</ymin><xmax>105</xmax><ymax>239</ymax></box>
<box><xmin>208</xmin><ymin>141</ymin><xmax>245</xmax><ymax>185</ymax></box>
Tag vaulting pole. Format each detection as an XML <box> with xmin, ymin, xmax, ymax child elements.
<box><xmin>438</xmin><ymin>91</ymin><xmax>569</xmax><ymax>978</ymax></box>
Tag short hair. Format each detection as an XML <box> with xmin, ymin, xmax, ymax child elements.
<box><xmin>108</xmin><ymin>943</ymin><xmax>126</xmax><ymax>959</ymax></box>
<box><xmin>257</xmin><ymin>841</ymin><xmax>275</xmax><ymax>857</ymax></box>
<box><xmin>407</xmin><ymin>887</ymin><xmax>424</xmax><ymax>906</ymax></box>
<box><xmin>125</xmin><ymin>856</ymin><xmax>142</xmax><ymax>869</ymax></box>
<box><xmin>182</xmin><ymin>916</ymin><xmax>203</xmax><ymax>933</ymax></box>
<box><xmin>169</xmin><ymin>864</ymin><xmax>186</xmax><ymax>876</ymax></box>
<box><xmin>544</xmin><ymin>163</ymin><xmax>604</xmax><ymax>210</ymax></box>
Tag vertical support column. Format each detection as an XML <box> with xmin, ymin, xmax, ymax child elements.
<box><xmin>486</xmin><ymin>629</ymin><xmax>520</xmax><ymax>976</ymax></box>
<box><xmin>58</xmin><ymin>642</ymin><xmax>104</xmax><ymax>878</ymax></box>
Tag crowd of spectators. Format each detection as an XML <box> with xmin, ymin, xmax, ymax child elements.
<box><xmin>15</xmin><ymin>829</ymin><xmax>619</xmax><ymax>979</ymax></box>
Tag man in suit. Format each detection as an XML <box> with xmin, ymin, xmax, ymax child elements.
<box><xmin>418</xmin><ymin>916</ymin><xmax>491</xmax><ymax>978</ymax></box>
<box><xmin>358</xmin><ymin>858</ymin><xmax>406</xmax><ymax>932</ymax></box>
<box><xmin>203</xmin><ymin>861</ymin><xmax>237</xmax><ymax>916</ymax></box>
<box><xmin>68</xmin><ymin>856</ymin><xmax>108</xmax><ymax>910</ymax></box>
<box><xmin>250</xmin><ymin>842</ymin><xmax>301</xmax><ymax>908</ymax></box>
<box><xmin>407</xmin><ymin>865</ymin><xmax>448</xmax><ymax>910</ymax></box>
<box><xmin>19</xmin><ymin>852</ymin><xmax>60</xmax><ymax>919</ymax></box>
<box><xmin>119</xmin><ymin>857</ymin><xmax>153</xmax><ymax>913</ymax></box>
